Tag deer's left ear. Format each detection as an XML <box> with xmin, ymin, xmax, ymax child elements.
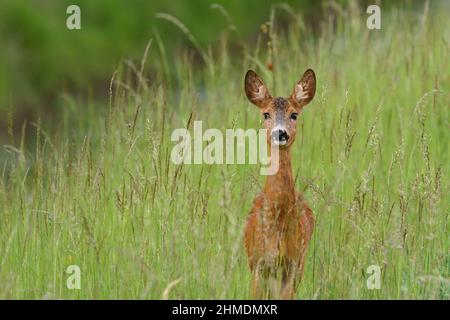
<box><xmin>245</xmin><ymin>70</ymin><xmax>272</xmax><ymax>108</ymax></box>
<box><xmin>291</xmin><ymin>69</ymin><xmax>316</xmax><ymax>108</ymax></box>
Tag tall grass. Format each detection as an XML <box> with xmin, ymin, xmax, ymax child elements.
<box><xmin>0</xmin><ymin>3</ymin><xmax>448</xmax><ymax>299</ymax></box>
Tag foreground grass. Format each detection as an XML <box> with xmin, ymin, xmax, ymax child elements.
<box><xmin>1</xmin><ymin>4</ymin><xmax>449</xmax><ymax>299</ymax></box>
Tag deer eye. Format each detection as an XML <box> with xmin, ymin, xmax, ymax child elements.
<box><xmin>263</xmin><ymin>113</ymin><xmax>271</xmax><ymax>120</ymax></box>
<box><xmin>290</xmin><ymin>113</ymin><xmax>298</xmax><ymax>121</ymax></box>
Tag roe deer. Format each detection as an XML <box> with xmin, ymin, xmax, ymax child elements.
<box><xmin>244</xmin><ymin>69</ymin><xmax>316</xmax><ymax>299</ymax></box>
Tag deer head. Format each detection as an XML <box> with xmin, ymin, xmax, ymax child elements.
<box><xmin>245</xmin><ymin>69</ymin><xmax>316</xmax><ymax>148</ymax></box>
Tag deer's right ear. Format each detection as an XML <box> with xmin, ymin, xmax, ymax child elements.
<box><xmin>290</xmin><ymin>69</ymin><xmax>316</xmax><ymax>109</ymax></box>
<box><xmin>245</xmin><ymin>70</ymin><xmax>271</xmax><ymax>108</ymax></box>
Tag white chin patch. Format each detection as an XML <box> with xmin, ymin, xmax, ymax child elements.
<box><xmin>272</xmin><ymin>139</ymin><xmax>287</xmax><ymax>146</ymax></box>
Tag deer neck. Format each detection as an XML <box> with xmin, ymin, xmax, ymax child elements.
<box><xmin>263</xmin><ymin>146</ymin><xmax>296</xmax><ymax>207</ymax></box>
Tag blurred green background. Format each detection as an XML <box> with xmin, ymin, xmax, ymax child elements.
<box><xmin>0</xmin><ymin>0</ymin><xmax>317</xmax><ymax>125</ymax></box>
<box><xmin>0</xmin><ymin>0</ymin><xmax>427</xmax><ymax>137</ymax></box>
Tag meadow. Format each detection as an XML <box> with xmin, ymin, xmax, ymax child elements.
<box><xmin>0</xmin><ymin>3</ymin><xmax>448</xmax><ymax>299</ymax></box>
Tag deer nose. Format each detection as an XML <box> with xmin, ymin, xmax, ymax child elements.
<box><xmin>272</xmin><ymin>128</ymin><xmax>289</xmax><ymax>144</ymax></box>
